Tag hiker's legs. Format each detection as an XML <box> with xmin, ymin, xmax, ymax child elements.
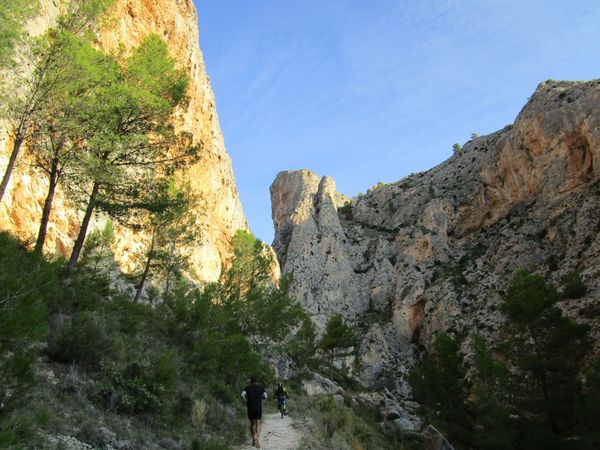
<box><xmin>250</xmin><ymin>420</ymin><xmax>259</xmax><ymax>445</ymax></box>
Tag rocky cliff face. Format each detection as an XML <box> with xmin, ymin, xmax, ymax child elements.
<box><xmin>271</xmin><ymin>79</ymin><xmax>600</xmax><ymax>395</ymax></box>
<box><xmin>0</xmin><ymin>0</ymin><xmax>247</xmax><ymax>281</ymax></box>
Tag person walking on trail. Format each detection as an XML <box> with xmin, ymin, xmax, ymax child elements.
<box><xmin>241</xmin><ymin>376</ymin><xmax>267</xmax><ymax>448</ymax></box>
<box><xmin>274</xmin><ymin>382</ymin><xmax>288</xmax><ymax>417</ymax></box>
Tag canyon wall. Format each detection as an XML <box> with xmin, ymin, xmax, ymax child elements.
<box><xmin>271</xmin><ymin>79</ymin><xmax>600</xmax><ymax>394</ymax></box>
<box><xmin>0</xmin><ymin>0</ymin><xmax>247</xmax><ymax>281</ymax></box>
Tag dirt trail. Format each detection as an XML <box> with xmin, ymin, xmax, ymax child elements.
<box><xmin>238</xmin><ymin>412</ymin><xmax>303</xmax><ymax>450</ymax></box>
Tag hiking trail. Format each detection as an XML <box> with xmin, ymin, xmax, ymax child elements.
<box><xmin>238</xmin><ymin>412</ymin><xmax>303</xmax><ymax>450</ymax></box>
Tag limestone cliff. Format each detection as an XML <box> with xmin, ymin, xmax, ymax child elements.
<box><xmin>271</xmin><ymin>80</ymin><xmax>600</xmax><ymax>396</ymax></box>
<box><xmin>0</xmin><ymin>0</ymin><xmax>247</xmax><ymax>281</ymax></box>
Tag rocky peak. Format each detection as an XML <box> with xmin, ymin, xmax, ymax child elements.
<box><xmin>270</xmin><ymin>79</ymin><xmax>600</xmax><ymax>395</ymax></box>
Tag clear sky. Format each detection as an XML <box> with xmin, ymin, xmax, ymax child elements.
<box><xmin>193</xmin><ymin>0</ymin><xmax>600</xmax><ymax>244</ymax></box>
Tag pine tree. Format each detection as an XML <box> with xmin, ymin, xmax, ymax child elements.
<box><xmin>0</xmin><ymin>0</ymin><xmax>113</xmax><ymax>202</ymax></box>
<box><xmin>499</xmin><ymin>270</ymin><xmax>591</xmax><ymax>447</ymax></box>
<box><xmin>65</xmin><ymin>34</ymin><xmax>195</xmax><ymax>272</ymax></box>
<box><xmin>28</xmin><ymin>30</ymin><xmax>117</xmax><ymax>254</ymax></box>
<box><xmin>215</xmin><ymin>230</ymin><xmax>304</xmax><ymax>342</ymax></box>
<box><xmin>409</xmin><ymin>332</ymin><xmax>471</xmax><ymax>445</ymax></box>
<box><xmin>130</xmin><ymin>178</ymin><xmax>198</xmax><ymax>302</ymax></box>
<box><xmin>470</xmin><ymin>335</ymin><xmax>517</xmax><ymax>450</ymax></box>
<box><xmin>0</xmin><ymin>0</ymin><xmax>38</xmax><ymax>65</ymax></box>
<box><xmin>319</xmin><ymin>314</ymin><xmax>356</xmax><ymax>378</ymax></box>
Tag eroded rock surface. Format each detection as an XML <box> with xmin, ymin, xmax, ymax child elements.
<box><xmin>271</xmin><ymin>80</ymin><xmax>600</xmax><ymax>399</ymax></box>
<box><xmin>0</xmin><ymin>0</ymin><xmax>247</xmax><ymax>281</ymax></box>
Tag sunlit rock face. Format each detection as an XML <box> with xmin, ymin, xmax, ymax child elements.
<box><xmin>0</xmin><ymin>0</ymin><xmax>247</xmax><ymax>281</ymax></box>
<box><xmin>271</xmin><ymin>80</ymin><xmax>600</xmax><ymax>393</ymax></box>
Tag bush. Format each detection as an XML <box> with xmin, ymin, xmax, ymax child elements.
<box><xmin>0</xmin><ymin>228</ymin><xmax>313</xmax><ymax>447</ymax></box>
<box><xmin>47</xmin><ymin>311</ymin><xmax>115</xmax><ymax>370</ymax></box>
<box><xmin>0</xmin><ymin>233</ymin><xmax>50</xmax><ymax>417</ymax></box>
<box><xmin>101</xmin><ymin>361</ymin><xmax>166</xmax><ymax>414</ymax></box>
<box><xmin>560</xmin><ymin>271</ymin><xmax>587</xmax><ymax>299</ymax></box>
<box><xmin>298</xmin><ymin>395</ymin><xmax>407</xmax><ymax>450</ymax></box>
<box><xmin>339</xmin><ymin>202</ymin><xmax>353</xmax><ymax>219</ymax></box>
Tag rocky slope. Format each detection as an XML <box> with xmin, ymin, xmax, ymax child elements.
<box><xmin>0</xmin><ymin>0</ymin><xmax>247</xmax><ymax>281</ymax></box>
<box><xmin>271</xmin><ymin>79</ymin><xmax>600</xmax><ymax>400</ymax></box>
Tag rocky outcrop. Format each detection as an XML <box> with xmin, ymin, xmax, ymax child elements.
<box><xmin>271</xmin><ymin>79</ymin><xmax>600</xmax><ymax>396</ymax></box>
<box><xmin>0</xmin><ymin>0</ymin><xmax>247</xmax><ymax>281</ymax></box>
<box><xmin>421</xmin><ymin>425</ymin><xmax>455</xmax><ymax>450</ymax></box>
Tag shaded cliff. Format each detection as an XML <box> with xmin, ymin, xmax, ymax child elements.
<box><xmin>0</xmin><ymin>0</ymin><xmax>247</xmax><ymax>281</ymax></box>
<box><xmin>271</xmin><ymin>79</ymin><xmax>600</xmax><ymax>393</ymax></box>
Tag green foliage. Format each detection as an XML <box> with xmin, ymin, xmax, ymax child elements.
<box><xmin>0</xmin><ymin>0</ymin><xmax>38</xmax><ymax>66</ymax></box>
<box><xmin>288</xmin><ymin>314</ymin><xmax>317</xmax><ymax>369</ymax></box>
<box><xmin>47</xmin><ymin>311</ymin><xmax>115</xmax><ymax>370</ymax></box>
<box><xmin>124</xmin><ymin>34</ymin><xmax>189</xmax><ymax>107</ymax></box>
<box><xmin>319</xmin><ymin>314</ymin><xmax>356</xmax><ymax>378</ymax></box>
<box><xmin>214</xmin><ymin>231</ymin><xmax>306</xmax><ymax>343</ymax></box>
<box><xmin>320</xmin><ymin>314</ymin><xmax>356</xmax><ymax>355</ymax></box>
<box><xmin>0</xmin><ymin>227</ymin><xmax>309</xmax><ymax>447</ymax></box>
<box><xmin>101</xmin><ymin>361</ymin><xmax>167</xmax><ymax>414</ymax></box>
<box><xmin>0</xmin><ymin>0</ymin><xmax>115</xmax><ymax>202</ymax></box>
<box><xmin>0</xmin><ymin>233</ymin><xmax>50</xmax><ymax>408</ymax></box>
<box><xmin>453</xmin><ymin>143</ymin><xmax>462</xmax><ymax>153</ymax></box>
<box><xmin>297</xmin><ymin>395</ymin><xmax>409</xmax><ymax>450</ymax></box>
<box><xmin>410</xmin><ymin>271</ymin><xmax>598</xmax><ymax>450</ymax></box>
<box><xmin>560</xmin><ymin>271</ymin><xmax>587</xmax><ymax>299</ymax></box>
<box><xmin>0</xmin><ymin>236</ymin><xmax>49</xmax><ymax>343</ymax></box>
<box><xmin>470</xmin><ymin>336</ymin><xmax>516</xmax><ymax>450</ymax></box>
<box><xmin>80</xmin><ymin>220</ymin><xmax>115</xmax><ymax>271</ymax></box>
<box><xmin>409</xmin><ymin>333</ymin><xmax>470</xmax><ymax>444</ymax></box>
<box><xmin>502</xmin><ymin>270</ymin><xmax>559</xmax><ymax>322</ymax></box>
<box><xmin>500</xmin><ymin>271</ymin><xmax>592</xmax><ymax>446</ymax></box>
<box><xmin>58</xmin><ymin>0</ymin><xmax>115</xmax><ymax>34</ymax></box>
<box><xmin>54</xmin><ymin>30</ymin><xmax>196</xmax><ymax>270</ymax></box>
<box><xmin>129</xmin><ymin>178</ymin><xmax>200</xmax><ymax>302</ymax></box>
<box><xmin>338</xmin><ymin>201</ymin><xmax>353</xmax><ymax>219</ymax></box>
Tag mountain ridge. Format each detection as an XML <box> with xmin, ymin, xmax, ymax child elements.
<box><xmin>270</xmin><ymin>78</ymin><xmax>600</xmax><ymax>399</ymax></box>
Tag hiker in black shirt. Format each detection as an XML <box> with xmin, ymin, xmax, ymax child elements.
<box><xmin>241</xmin><ymin>376</ymin><xmax>267</xmax><ymax>448</ymax></box>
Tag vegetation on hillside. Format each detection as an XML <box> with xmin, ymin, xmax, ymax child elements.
<box><xmin>410</xmin><ymin>270</ymin><xmax>600</xmax><ymax>450</ymax></box>
<box><xmin>0</xmin><ymin>230</ymin><xmax>307</xmax><ymax>448</ymax></box>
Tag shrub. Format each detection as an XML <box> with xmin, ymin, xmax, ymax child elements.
<box><xmin>546</xmin><ymin>254</ymin><xmax>560</xmax><ymax>271</ymax></box>
<box><xmin>560</xmin><ymin>271</ymin><xmax>587</xmax><ymax>299</ymax></box>
<box><xmin>101</xmin><ymin>361</ymin><xmax>166</xmax><ymax>414</ymax></box>
<box><xmin>339</xmin><ymin>202</ymin><xmax>353</xmax><ymax>219</ymax></box>
<box><xmin>47</xmin><ymin>311</ymin><xmax>115</xmax><ymax>370</ymax></box>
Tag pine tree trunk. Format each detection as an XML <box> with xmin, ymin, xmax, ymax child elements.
<box><xmin>163</xmin><ymin>239</ymin><xmax>177</xmax><ymax>297</ymax></box>
<box><xmin>34</xmin><ymin>158</ymin><xmax>59</xmax><ymax>255</ymax></box>
<box><xmin>0</xmin><ymin>133</ymin><xmax>25</xmax><ymax>202</ymax></box>
<box><xmin>133</xmin><ymin>229</ymin><xmax>156</xmax><ymax>303</ymax></box>
<box><xmin>67</xmin><ymin>181</ymin><xmax>100</xmax><ymax>272</ymax></box>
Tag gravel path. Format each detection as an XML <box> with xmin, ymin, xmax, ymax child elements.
<box><xmin>238</xmin><ymin>412</ymin><xmax>303</xmax><ymax>450</ymax></box>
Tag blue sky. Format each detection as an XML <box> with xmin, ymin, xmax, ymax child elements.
<box><xmin>193</xmin><ymin>0</ymin><xmax>600</xmax><ymax>243</ymax></box>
